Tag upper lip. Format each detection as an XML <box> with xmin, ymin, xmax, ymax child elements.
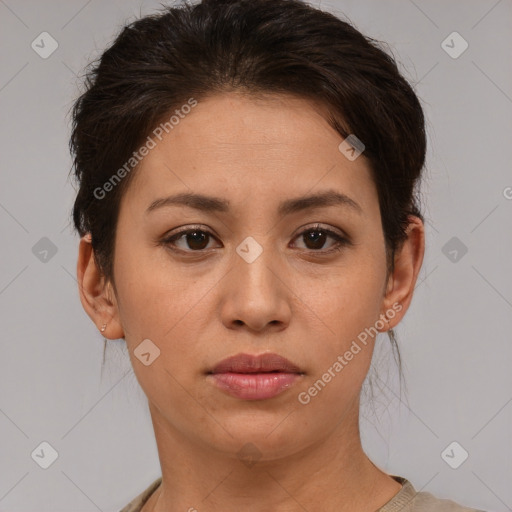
<box><xmin>209</xmin><ymin>353</ymin><xmax>303</xmax><ymax>374</ymax></box>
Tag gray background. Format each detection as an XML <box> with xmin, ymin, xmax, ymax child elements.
<box><xmin>0</xmin><ymin>0</ymin><xmax>511</xmax><ymax>510</ymax></box>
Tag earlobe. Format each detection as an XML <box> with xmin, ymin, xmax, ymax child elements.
<box><xmin>76</xmin><ymin>234</ymin><xmax>125</xmax><ymax>340</ymax></box>
<box><xmin>380</xmin><ymin>216</ymin><xmax>425</xmax><ymax>330</ymax></box>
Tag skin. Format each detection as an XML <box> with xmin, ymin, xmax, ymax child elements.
<box><xmin>77</xmin><ymin>92</ymin><xmax>424</xmax><ymax>512</ymax></box>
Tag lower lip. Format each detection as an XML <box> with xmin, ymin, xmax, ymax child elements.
<box><xmin>208</xmin><ymin>372</ymin><xmax>301</xmax><ymax>400</ymax></box>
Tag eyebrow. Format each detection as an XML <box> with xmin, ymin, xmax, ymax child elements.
<box><xmin>145</xmin><ymin>189</ymin><xmax>362</xmax><ymax>216</ymax></box>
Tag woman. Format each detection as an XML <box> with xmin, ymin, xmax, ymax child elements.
<box><xmin>70</xmin><ymin>0</ymin><xmax>485</xmax><ymax>510</ymax></box>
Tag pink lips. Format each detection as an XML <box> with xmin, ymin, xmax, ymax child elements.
<box><xmin>207</xmin><ymin>352</ymin><xmax>304</xmax><ymax>400</ymax></box>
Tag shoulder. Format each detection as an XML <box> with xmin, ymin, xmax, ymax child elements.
<box><xmin>118</xmin><ymin>477</ymin><xmax>162</xmax><ymax>512</ymax></box>
<box><xmin>410</xmin><ymin>490</ymin><xmax>487</xmax><ymax>512</ymax></box>
<box><xmin>378</xmin><ymin>476</ymin><xmax>487</xmax><ymax>512</ymax></box>
<box><xmin>119</xmin><ymin>475</ymin><xmax>488</xmax><ymax>512</ymax></box>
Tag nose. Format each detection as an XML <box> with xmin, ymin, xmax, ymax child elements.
<box><xmin>219</xmin><ymin>239</ymin><xmax>292</xmax><ymax>334</ymax></box>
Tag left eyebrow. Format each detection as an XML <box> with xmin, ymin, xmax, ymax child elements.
<box><xmin>145</xmin><ymin>189</ymin><xmax>362</xmax><ymax>216</ymax></box>
<box><xmin>277</xmin><ymin>189</ymin><xmax>362</xmax><ymax>216</ymax></box>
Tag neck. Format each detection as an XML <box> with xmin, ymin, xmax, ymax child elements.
<box><xmin>143</xmin><ymin>397</ymin><xmax>401</xmax><ymax>512</ymax></box>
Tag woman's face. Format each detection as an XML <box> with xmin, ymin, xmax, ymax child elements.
<box><xmin>84</xmin><ymin>92</ymin><xmax>418</xmax><ymax>460</ymax></box>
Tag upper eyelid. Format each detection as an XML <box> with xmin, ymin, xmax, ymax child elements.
<box><xmin>293</xmin><ymin>223</ymin><xmax>346</xmax><ymax>238</ymax></box>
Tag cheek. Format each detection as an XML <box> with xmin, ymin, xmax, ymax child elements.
<box><xmin>300</xmin><ymin>256</ymin><xmax>385</xmax><ymax>341</ymax></box>
<box><xmin>292</xmin><ymin>251</ymin><xmax>386</xmax><ymax>389</ymax></box>
<box><xmin>111</xmin><ymin>238</ymin><xmax>168</xmax><ymax>342</ymax></box>
<box><xmin>112</xmin><ymin>252</ymin><xmax>209</xmax><ymax>409</ymax></box>
<box><xmin>112</xmin><ymin>241</ymin><xmax>219</xmax><ymax>363</ymax></box>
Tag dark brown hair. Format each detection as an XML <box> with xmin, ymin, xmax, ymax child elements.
<box><xmin>69</xmin><ymin>0</ymin><xmax>426</xmax><ymax>383</ymax></box>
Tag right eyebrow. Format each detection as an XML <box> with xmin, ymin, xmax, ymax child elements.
<box><xmin>146</xmin><ymin>192</ymin><xmax>229</xmax><ymax>215</ymax></box>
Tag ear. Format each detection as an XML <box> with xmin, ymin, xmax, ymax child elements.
<box><xmin>380</xmin><ymin>216</ymin><xmax>425</xmax><ymax>330</ymax></box>
<box><xmin>76</xmin><ymin>233</ymin><xmax>124</xmax><ymax>340</ymax></box>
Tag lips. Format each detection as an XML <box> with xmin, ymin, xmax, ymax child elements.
<box><xmin>209</xmin><ymin>352</ymin><xmax>303</xmax><ymax>375</ymax></box>
<box><xmin>207</xmin><ymin>352</ymin><xmax>304</xmax><ymax>400</ymax></box>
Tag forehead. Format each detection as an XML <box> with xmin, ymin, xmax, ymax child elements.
<box><xmin>122</xmin><ymin>92</ymin><xmax>377</xmax><ymax>216</ymax></box>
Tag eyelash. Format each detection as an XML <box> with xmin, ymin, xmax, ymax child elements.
<box><xmin>160</xmin><ymin>223</ymin><xmax>351</xmax><ymax>255</ymax></box>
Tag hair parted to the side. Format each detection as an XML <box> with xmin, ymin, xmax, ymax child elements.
<box><xmin>69</xmin><ymin>0</ymin><xmax>427</xmax><ymax>393</ymax></box>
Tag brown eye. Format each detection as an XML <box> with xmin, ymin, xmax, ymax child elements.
<box><xmin>181</xmin><ymin>230</ymin><xmax>210</xmax><ymax>250</ymax></box>
<box><xmin>162</xmin><ymin>224</ymin><xmax>350</xmax><ymax>255</ymax></box>
<box><xmin>292</xmin><ymin>225</ymin><xmax>350</xmax><ymax>253</ymax></box>
<box><xmin>302</xmin><ymin>229</ymin><xmax>328</xmax><ymax>250</ymax></box>
<box><xmin>163</xmin><ymin>228</ymin><xmax>219</xmax><ymax>252</ymax></box>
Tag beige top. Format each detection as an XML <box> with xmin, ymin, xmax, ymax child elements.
<box><xmin>119</xmin><ymin>475</ymin><xmax>485</xmax><ymax>512</ymax></box>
